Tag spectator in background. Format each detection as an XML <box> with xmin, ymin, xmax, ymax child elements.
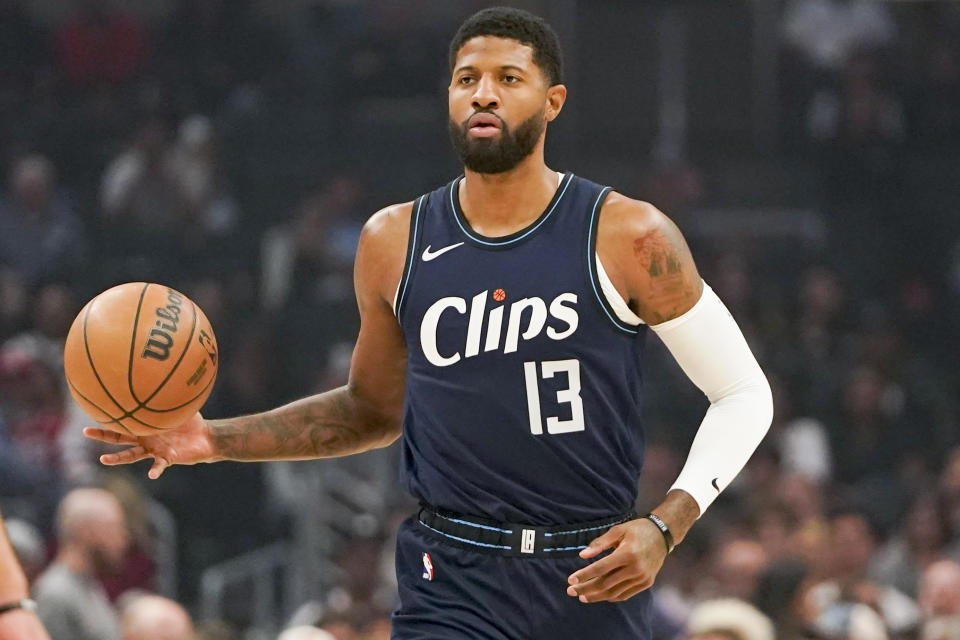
<box><xmin>168</xmin><ymin>115</ymin><xmax>239</xmax><ymax>248</ymax></box>
<box><xmin>779</xmin><ymin>0</ymin><xmax>897</xmax><ymax>150</ymax></box>
<box><xmin>0</xmin><ymin>340</ymin><xmax>68</xmax><ymax>527</ymax></box>
<box><xmin>919</xmin><ymin>560</ymin><xmax>960</xmax><ymax>640</ymax></box>
<box><xmin>0</xmin><ymin>155</ymin><xmax>87</xmax><ymax>287</ymax></box>
<box><xmin>750</xmin><ymin>504</ymin><xmax>796</xmax><ymax>562</ymax></box>
<box><xmin>769</xmin><ymin>377</ymin><xmax>833</xmax><ymax>484</ymax></box>
<box><xmin>848</xmin><ymin>315</ymin><xmax>949</xmax><ymax>467</ymax></box>
<box><xmin>829</xmin><ymin>366</ymin><xmax>911</xmax><ymax>490</ymax></box>
<box><xmin>806</xmin><ymin>510</ymin><xmax>921</xmax><ymax>637</ymax></box>
<box><xmin>277</xmin><ymin>627</ymin><xmax>335</xmax><ymax>640</ymax></box>
<box><xmin>870</xmin><ymin>493</ymin><xmax>954</xmax><ymax>597</ymax></box>
<box><xmin>4</xmin><ymin>282</ymin><xmax>78</xmax><ymax>372</ymax></box>
<box><xmin>55</xmin><ymin>0</ymin><xmax>147</xmax><ymax>87</ymax></box>
<box><xmin>101</xmin><ymin>116</ymin><xmax>180</xmax><ymax>223</ymax></box>
<box><xmin>735</xmin><ymin>444</ymin><xmax>784</xmax><ymax>519</ymax></box>
<box><xmin>792</xmin><ymin>264</ymin><xmax>849</xmax><ymax>416</ymax></box>
<box><xmin>100</xmin><ymin>116</ymin><xmax>192</xmax><ymax>280</ymax></box>
<box><xmin>119</xmin><ymin>593</ymin><xmax>194</xmax><ymax>640</ymax></box>
<box><xmin>685</xmin><ymin>598</ymin><xmax>775</xmax><ymax>640</ymax></box>
<box><xmin>752</xmin><ymin>559</ymin><xmax>814</xmax><ymax>640</ymax></box>
<box><xmin>709</xmin><ymin>539</ymin><xmax>770</xmax><ymax>603</ymax></box>
<box><xmin>0</xmin><ymin>283</ymin><xmax>80</xmax><ymax>508</ymax></box>
<box><xmin>807</xmin><ymin>602</ymin><xmax>889</xmax><ymax>640</ymax></box>
<box><xmin>0</xmin><ymin>282</ymin><xmax>100</xmax><ymax>488</ymax></box>
<box><xmin>261</xmin><ymin>173</ymin><xmax>365</xmax><ymax>312</ymax></box>
<box><xmin>825</xmin><ymin>511</ymin><xmax>880</xmax><ymax>590</ymax></box>
<box><xmin>262</xmin><ymin>176</ymin><xmax>363</xmax><ymax>400</ymax></box>
<box><xmin>97</xmin><ymin>475</ymin><xmax>159</xmax><ymax>603</ymax></box>
<box><xmin>0</xmin><ymin>341</ymin><xmax>63</xmax><ymax>467</ymax></box>
<box><xmin>777</xmin><ymin>474</ymin><xmax>827</xmax><ymax>533</ymax></box>
<box><xmin>782</xmin><ymin>0</ymin><xmax>896</xmax><ymax>73</ymax></box>
<box><xmin>33</xmin><ymin>488</ymin><xmax>127</xmax><ymax>640</ymax></box>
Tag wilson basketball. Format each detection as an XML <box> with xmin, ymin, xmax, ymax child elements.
<box><xmin>63</xmin><ymin>282</ymin><xmax>219</xmax><ymax>436</ymax></box>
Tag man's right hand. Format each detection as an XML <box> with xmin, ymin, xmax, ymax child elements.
<box><xmin>83</xmin><ymin>412</ymin><xmax>216</xmax><ymax>479</ymax></box>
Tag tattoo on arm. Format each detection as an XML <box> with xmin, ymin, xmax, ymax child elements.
<box><xmin>632</xmin><ymin>225</ymin><xmax>699</xmax><ymax>324</ymax></box>
<box><xmin>210</xmin><ymin>387</ymin><xmax>391</xmax><ymax>461</ymax></box>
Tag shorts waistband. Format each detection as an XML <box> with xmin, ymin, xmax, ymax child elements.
<box><xmin>415</xmin><ymin>504</ymin><xmax>637</xmax><ymax>557</ymax></box>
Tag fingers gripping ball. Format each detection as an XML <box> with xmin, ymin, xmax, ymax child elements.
<box><xmin>64</xmin><ymin>283</ymin><xmax>219</xmax><ymax>436</ymax></box>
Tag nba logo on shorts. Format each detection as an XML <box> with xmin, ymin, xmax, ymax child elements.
<box><xmin>421</xmin><ymin>553</ymin><xmax>434</xmax><ymax>581</ymax></box>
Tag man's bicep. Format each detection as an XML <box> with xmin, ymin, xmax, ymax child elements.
<box><xmin>345</xmin><ymin>206</ymin><xmax>411</xmax><ymax>435</ymax></box>
<box><xmin>348</xmin><ymin>295</ymin><xmax>407</xmax><ymax>430</ymax></box>
<box><xmin>626</xmin><ymin>205</ymin><xmax>703</xmax><ymax>325</ymax></box>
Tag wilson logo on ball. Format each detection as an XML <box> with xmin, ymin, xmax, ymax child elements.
<box><xmin>142</xmin><ymin>289</ymin><xmax>184</xmax><ymax>361</ymax></box>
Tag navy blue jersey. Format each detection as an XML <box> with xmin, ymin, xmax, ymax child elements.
<box><xmin>395</xmin><ymin>173</ymin><xmax>649</xmax><ymax>525</ymax></box>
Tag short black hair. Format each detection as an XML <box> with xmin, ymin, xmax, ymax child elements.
<box><xmin>449</xmin><ymin>7</ymin><xmax>564</xmax><ymax>86</ymax></box>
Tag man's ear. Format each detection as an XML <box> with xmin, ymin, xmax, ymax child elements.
<box><xmin>546</xmin><ymin>84</ymin><xmax>567</xmax><ymax>122</ymax></box>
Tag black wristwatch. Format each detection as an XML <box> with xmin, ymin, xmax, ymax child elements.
<box><xmin>0</xmin><ymin>598</ymin><xmax>37</xmax><ymax>615</ymax></box>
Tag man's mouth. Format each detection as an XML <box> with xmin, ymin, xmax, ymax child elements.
<box><xmin>467</xmin><ymin>113</ymin><xmax>502</xmax><ymax>137</ymax></box>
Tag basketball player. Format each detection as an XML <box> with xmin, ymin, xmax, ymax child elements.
<box><xmin>86</xmin><ymin>8</ymin><xmax>773</xmax><ymax>638</ymax></box>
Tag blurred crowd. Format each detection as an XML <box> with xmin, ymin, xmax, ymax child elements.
<box><xmin>1</xmin><ymin>0</ymin><xmax>960</xmax><ymax>639</ymax></box>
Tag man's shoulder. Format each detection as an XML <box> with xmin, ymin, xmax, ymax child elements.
<box><xmin>595</xmin><ymin>192</ymin><xmax>673</xmax><ymax>264</ymax></box>
<box><xmin>363</xmin><ymin>201</ymin><xmax>416</xmax><ymax>235</ymax></box>
<box><xmin>359</xmin><ymin>201</ymin><xmax>418</xmax><ymax>262</ymax></box>
<box><xmin>33</xmin><ymin>564</ymin><xmax>85</xmax><ymax>602</ymax></box>
<box><xmin>362</xmin><ymin>176</ymin><xmax>454</xmax><ymax>235</ymax></box>
<box><xmin>597</xmin><ymin>191</ymin><xmax>664</xmax><ymax>235</ymax></box>
<box><xmin>34</xmin><ymin>564</ymin><xmax>120</xmax><ymax>640</ymax></box>
<box><xmin>355</xmin><ymin>201</ymin><xmax>418</xmax><ymax>304</ymax></box>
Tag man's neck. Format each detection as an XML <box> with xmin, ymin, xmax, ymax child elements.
<box><xmin>56</xmin><ymin>546</ymin><xmax>91</xmax><ymax>576</ymax></box>
<box><xmin>459</xmin><ymin>152</ymin><xmax>560</xmax><ymax>237</ymax></box>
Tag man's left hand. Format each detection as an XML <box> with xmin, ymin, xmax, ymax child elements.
<box><xmin>566</xmin><ymin>517</ymin><xmax>668</xmax><ymax>603</ymax></box>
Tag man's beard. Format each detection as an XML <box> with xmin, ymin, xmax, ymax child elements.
<box><xmin>448</xmin><ymin>109</ymin><xmax>546</xmax><ymax>174</ymax></box>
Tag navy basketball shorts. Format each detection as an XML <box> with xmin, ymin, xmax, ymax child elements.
<box><xmin>390</xmin><ymin>516</ymin><xmax>652</xmax><ymax>639</ymax></box>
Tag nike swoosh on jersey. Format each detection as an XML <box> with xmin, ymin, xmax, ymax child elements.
<box><xmin>421</xmin><ymin>242</ymin><xmax>465</xmax><ymax>262</ymax></box>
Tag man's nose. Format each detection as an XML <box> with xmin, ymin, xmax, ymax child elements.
<box><xmin>471</xmin><ymin>74</ymin><xmax>500</xmax><ymax>110</ymax></box>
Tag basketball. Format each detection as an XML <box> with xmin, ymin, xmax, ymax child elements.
<box><xmin>63</xmin><ymin>283</ymin><xmax>219</xmax><ymax>436</ymax></box>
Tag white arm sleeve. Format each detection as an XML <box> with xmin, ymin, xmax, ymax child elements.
<box><xmin>650</xmin><ymin>281</ymin><xmax>773</xmax><ymax>515</ymax></box>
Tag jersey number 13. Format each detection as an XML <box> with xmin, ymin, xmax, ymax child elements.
<box><xmin>523</xmin><ymin>359</ymin><xmax>585</xmax><ymax>435</ymax></box>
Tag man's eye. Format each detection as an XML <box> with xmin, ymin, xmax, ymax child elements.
<box><xmin>458</xmin><ymin>76</ymin><xmax>474</xmax><ymax>85</ymax></box>
<box><xmin>504</xmin><ymin>75</ymin><xmax>519</xmax><ymax>83</ymax></box>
